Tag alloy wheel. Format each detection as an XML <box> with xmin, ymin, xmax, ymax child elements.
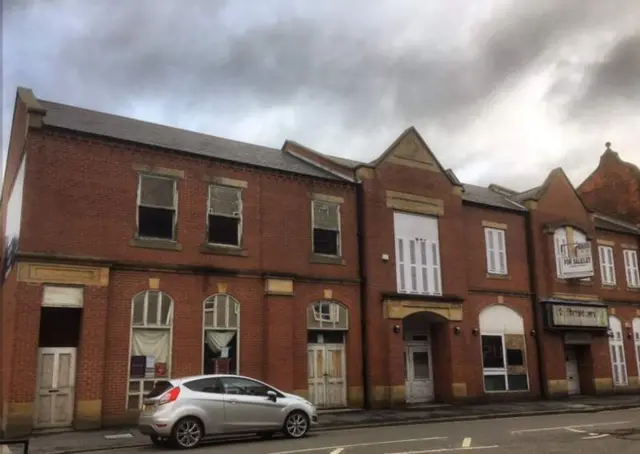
<box><xmin>285</xmin><ymin>412</ymin><xmax>309</xmax><ymax>438</ymax></box>
<box><xmin>175</xmin><ymin>419</ymin><xmax>202</xmax><ymax>448</ymax></box>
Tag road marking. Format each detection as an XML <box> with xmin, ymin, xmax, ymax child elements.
<box><xmin>564</xmin><ymin>427</ymin><xmax>587</xmax><ymax>434</ymax></box>
<box><xmin>510</xmin><ymin>420</ymin><xmax>630</xmax><ymax>434</ymax></box>
<box><xmin>461</xmin><ymin>437</ymin><xmax>472</xmax><ymax>448</ymax></box>
<box><xmin>385</xmin><ymin>446</ymin><xmax>499</xmax><ymax>454</ymax></box>
<box><xmin>330</xmin><ymin>449</ymin><xmax>345</xmax><ymax>454</ymax></box>
<box><xmin>583</xmin><ymin>433</ymin><xmax>609</xmax><ymax>440</ymax></box>
<box><xmin>268</xmin><ymin>437</ymin><xmax>448</xmax><ymax>454</ymax></box>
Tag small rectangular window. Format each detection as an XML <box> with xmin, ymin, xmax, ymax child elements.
<box><xmin>623</xmin><ymin>249</ymin><xmax>640</xmax><ymax>288</ymax></box>
<box><xmin>484</xmin><ymin>227</ymin><xmax>508</xmax><ymax>275</ymax></box>
<box><xmin>207</xmin><ymin>184</ymin><xmax>242</xmax><ymax>246</ymax></box>
<box><xmin>312</xmin><ymin>200</ymin><xmax>341</xmax><ymax>256</ymax></box>
<box><xmin>137</xmin><ymin>175</ymin><xmax>177</xmax><ymax>240</ymax></box>
<box><xmin>482</xmin><ymin>335</ymin><xmax>505</xmax><ymax>369</ymax></box>
<box><xmin>598</xmin><ymin>245</ymin><xmax>616</xmax><ymax>285</ymax></box>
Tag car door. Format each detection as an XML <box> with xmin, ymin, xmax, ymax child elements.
<box><xmin>219</xmin><ymin>377</ymin><xmax>288</xmax><ymax>432</ymax></box>
<box><xmin>181</xmin><ymin>377</ymin><xmax>226</xmax><ymax>435</ymax></box>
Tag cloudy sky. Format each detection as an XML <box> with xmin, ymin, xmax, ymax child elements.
<box><xmin>3</xmin><ymin>0</ymin><xmax>640</xmax><ymax>190</ymax></box>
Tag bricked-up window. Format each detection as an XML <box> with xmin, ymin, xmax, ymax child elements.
<box><xmin>623</xmin><ymin>249</ymin><xmax>640</xmax><ymax>288</ymax></box>
<box><xmin>208</xmin><ymin>185</ymin><xmax>242</xmax><ymax>246</ymax></box>
<box><xmin>393</xmin><ymin>212</ymin><xmax>442</xmax><ymax>296</ymax></box>
<box><xmin>312</xmin><ymin>200</ymin><xmax>341</xmax><ymax>256</ymax></box>
<box><xmin>633</xmin><ymin>318</ymin><xmax>640</xmax><ymax>386</ymax></box>
<box><xmin>137</xmin><ymin>174</ymin><xmax>177</xmax><ymax>240</ymax></box>
<box><xmin>598</xmin><ymin>245</ymin><xmax>616</xmax><ymax>285</ymax></box>
<box><xmin>479</xmin><ymin>305</ymin><xmax>529</xmax><ymax>392</ymax></box>
<box><xmin>127</xmin><ymin>291</ymin><xmax>174</xmax><ymax>410</ymax></box>
<box><xmin>484</xmin><ymin>228</ymin><xmax>508</xmax><ymax>275</ymax></box>
<box><xmin>608</xmin><ymin>315</ymin><xmax>628</xmax><ymax>386</ymax></box>
<box><xmin>203</xmin><ymin>294</ymin><xmax>240</xmax><ymax>375</ymax></box>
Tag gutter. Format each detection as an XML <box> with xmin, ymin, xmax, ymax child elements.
<box><xmin>355</xmin><ymin>183</ymin><xmax>371</xmax><ymax>409</ymax></box>
<box><xmin>524</xmin><ymin>210</ymin><xmax>549</xmax><ymax>399</ymax></box>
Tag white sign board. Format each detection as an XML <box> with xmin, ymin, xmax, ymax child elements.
<box><xmin>559</xmin><ymin>242</ymin><xmax>594</xmax><ymax>279</ymax></box>
<box><xmin>551</xmin><ymin>304</ymin><xmax>608</xmax><ymax>328</ymax></box>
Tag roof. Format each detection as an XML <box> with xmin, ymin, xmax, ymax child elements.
<box><xmin>37</xmin><ymin>99</ymin><xmax>345</xmax><ymax>181</ymax></box>
<box><xmin>462</xmin><ymin>184</ymin><xmax>527</xmax><ymax>211</ymax></box>
<box><xmin>593</xmin><ymin>213</ymin><xmax>640</xmax><ymax>235</ymax></box>
<box><xmin>510</xmin><ymin>186</ymin><xmax>543</xmax><ymax>203</ymax></box>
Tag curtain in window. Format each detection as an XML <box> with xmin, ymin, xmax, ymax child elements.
<box><xmin>205</xmin><ymin>330</ymin><xmax>236</xmax><ymax>353</ymax></box>
<box><xmin>131</xmin><ymin>329</ymin><xmax>171</xmax><ymax>364</ymax></box>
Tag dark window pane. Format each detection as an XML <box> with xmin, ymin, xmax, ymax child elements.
<box><xmin>220</xmin><ymin>377</ymin><xmax>273</xmax><ymax>397</ymax></box>
<box><xmin>506</xmin><ymin>349</ymin><xmax>524</xmax><ymax>366</ymax></box>
<box><xmin>484</xmin><ymin>374</ymin><xmax>506</xmax><ymax>391</ymax></box>
<box><xmin>183</xmin><ymin>378</ymin><xmax>223</xmax><ymax>394</ymax></box>
<box><xmin>313</xmin><ymin>228</ymin><xmax>338</xmax><ymax>255</ymax></box>
<box><xmin>145</xmin><ymin>380</ymin><xmax>174</xmax><ymax>398</ymax></box>
<box><xmin>307</xmin><ymin>330</ymin><xmax>345</xmax><ymax>344</ymax></box>
<box><xmin>507</xmin><ymin>374</ymin><xmax>529</xmax><ymax>391</ymax></box>
<box><xmin>138</xmin><ymin>206</ymin><xmax>175</xmax><ymax>239</ymax></box>
<box><xmin>481</xmin><ymin>335</ymin><xmax>504</xmax><ymax>369</ymax></box>
<box><xmin>203</xmin><ymin>332</ymin><xmax>238</xmax><ymax>375</ymax></box>
<box><xmin>140</xmin><ymin>176</ymin><xmax>175</xmax><ymax>207</ymax></box>
<box><xmin>208</xmin><ymin>215</ymin><xmax>239</xmax><ymax>245</ymax></box>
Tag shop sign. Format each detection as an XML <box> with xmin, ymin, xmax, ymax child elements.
<box><xmin>558</xmin><ymin>242</ymin><xmax>594</xmax><ymax>279</ymax></box>
<box><xmin>551</xmin><ymin>304</ymin><xmax>608</xmax><ymax>328</ymax></box>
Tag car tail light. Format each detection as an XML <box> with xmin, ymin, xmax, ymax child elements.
<box><xmin>158</xmin><ymin>386</ymin><xmax>181</xmax><ymax>405</ymax></box>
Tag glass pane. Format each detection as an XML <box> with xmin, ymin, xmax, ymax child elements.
<box><xmin>128</xmin><ymin>381</ymin><xmax>140</xmax><ymax>393</ymax></box>
<box><xmin>507</xmin><ymin>374</ymin><xmax>529</xmax><ymax>391</ymax></box>
<box><xmin>216</xmin><ymin>296</ymin><xmax>227</xmax><ymax>328</ymax></box>
<box><xmin>132</xmin><ymin>299</ymin><xmax>144</xmax><ymax>325</ymax></box>
<box><xmin>147</xmin><ymin>296</ymin><xmax>159</xmax><ymax>325</ymax></box>
<box><xmin>204</xmin><ymin>310</ymin><xmax>214</xmax><ymax>327</ymax></box>
<box><xmin>482</xmin><ymin>335</ymin><xmax>505</xmax><ymax>369</ymax></box>
<box><xmin>412</xmin><ymin>351</ymin><xmax>430</xmax><ymax>379</ymax></box>
<box><xmin>127</xmin><ymin>394</ymin><xmax>140</xmax><ymax>410</ymax></box>
<box><xmin>140</xmin><ymin>175</ymin><xmax>175</xmax><ymax>207</ymax></box>
<box><xmin>313</xmin><ymin>201</ymin><xmax>339</xmax><ymax>230</ymax></box>
<box><xmin>484</xmin><ymin>374</ymin><xmax>506</xmax><ymax>391</ymax></box>
<box><xmin>209</xmin><ymin>185</ymin><xmax>240</xmax><ymax>216</ymax></box>
<box><xmin>160</xmin><ymin>293</ymin><xmax>172</xmax><ymax>325</ymax></box>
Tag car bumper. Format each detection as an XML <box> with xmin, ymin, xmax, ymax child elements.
<box><xmin>138</xmin><ymin>414</ymin><xmax>174</xmax><ymax>437</ymax></box>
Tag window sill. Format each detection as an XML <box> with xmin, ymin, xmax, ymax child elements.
<box><xmin>555</xmin><ymin>278</ymin><xmax>594</xmax><ymax>286</ymax></box>
<box><xmin>129</xmin><ymin>238</ymin><xmax>182</xmax><ymax>251</ymax></box>
<box><xmin>486</xmin><ymin>273</ymin><xmax>510</xmax><ymax>280</ymax></box>
<box><xmin>601</xmin><ymin>284</ymin><xmax>618</xmax><ymax>290</ymax></box>
<box><xmin>310</xmin><ymin>254</ymin><xmax>345</xmax><ymax>265</ymax></box>
<box><xmin>626</xmin><ymin>287</ymin><xmax>640</xmax><ymax>292</ymax></box>
<box><xmin>200</xmin><ymin>244</ymin><xmax>248</xmax><ymax>257</ymax></box>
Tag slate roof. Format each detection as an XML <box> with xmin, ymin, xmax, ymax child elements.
<box><xmin>462</xmin><ymin>184</ymin><xmax>527</xmax><ymax>212</ymax></box>
<box><xmin>593</xmin><ymin>213</ymin><xmax>640</xmax><ymax>235</ymax></box>
<box><xmin>38</xmin><ymin>100</ymin><xmax>344</xmax><ymax>181</ymax></box>
<box><xmin>510</xmin><ymin>186</ymin><xmax>543</xmax><ymax>203</ymax></box>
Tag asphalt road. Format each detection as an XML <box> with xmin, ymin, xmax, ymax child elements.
<box><xmin>96</xmin><ymin>408</ymin><xmax>640</xmax><ymax>454</ymax></box>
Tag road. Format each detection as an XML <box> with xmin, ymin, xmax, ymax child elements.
<box><xmin>95</xmin><ymin>408</ymin><xmax>640</xmax><ymax>454</ymax></box>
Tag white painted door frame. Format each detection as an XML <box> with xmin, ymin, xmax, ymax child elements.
<box><xmin>307</xmin><ymin>343</ymin><xmax>347</xmax><ymax>409</ymax></box>
<box><xmin>35</xmin><ymin>347</ymin><xmax>77</xmax><ymax>428</ymax></box>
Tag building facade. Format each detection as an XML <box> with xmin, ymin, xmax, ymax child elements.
<box><xmin>1</xmin><ymin>88</ymin><xmax>639</xmax><ymax>437</ymax></box>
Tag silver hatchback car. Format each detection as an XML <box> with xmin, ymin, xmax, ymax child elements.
<box><xmin>138</xmin><ymin>374</ymin><xmax>319</xmax><ymax>449</ymax></box>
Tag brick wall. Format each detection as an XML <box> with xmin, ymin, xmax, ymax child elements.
<box><xmin>578</xmin><ymin>149</ymin><xmax>640</xmax><ymax>226</ymax></box>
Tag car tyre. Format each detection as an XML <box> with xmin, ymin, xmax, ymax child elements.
<box><xmin>150</xmin><ymin>435</ymin><xmax>170</xmax><ymax>447</ymax></box>
<box><xmin>283</xmin><ymin>411</ymin><xmax>309</xmax><ymax>439</ymax></box>
<box><xmin>170</xmin><ymin>417</ymin><xmax>204</xmax><ymax>449</ymax></box>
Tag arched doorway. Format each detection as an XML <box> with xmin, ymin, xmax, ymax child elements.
<box><xmin>403</xmin><ymin>311</ymin><xmax>444</xmax><ymax>403</ymax></box>
<box><xmin>307</xmin><ymin>300</ymin><xmax>349</xmax><ymax>409</ymax></box>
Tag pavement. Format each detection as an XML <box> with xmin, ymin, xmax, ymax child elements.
<box><xmin>4</xmin><ymin>394</ymin><xmax>640</xmax><ymax>454</ymax></box>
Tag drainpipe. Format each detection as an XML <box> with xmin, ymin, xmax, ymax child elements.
<box><xmin>355</xmin><ymin>182</ymin><xmax>371</xmax><ymax>409</ymax></box>
<box><xmin>524</xmin><ymin>210</ymin><xmax>549</xmax><ymax>399</ymax></box>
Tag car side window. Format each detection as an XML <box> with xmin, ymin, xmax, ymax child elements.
<box><xmin>219</xmin><ymin>377</ymin><xmax>272</xmax><ymax>397</ymax></box>
<box><xmin>183</xmin><ymin>378</ymin><xmax>224</xmax><ymax>394</ymax></box>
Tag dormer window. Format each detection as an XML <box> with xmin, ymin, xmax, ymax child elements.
<box><xmin>553</xmin><ymin>227</ymin><xmax>594</xmax><ymax>280</ymax></box>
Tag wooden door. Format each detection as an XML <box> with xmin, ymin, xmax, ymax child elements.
<box><xmin>35</xmin><ymin>348</ymin><xmax>76</xmax><ymax>428</ymax></box>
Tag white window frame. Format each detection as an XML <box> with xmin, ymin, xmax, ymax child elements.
<box><xmin>598</xmin><ymin>245</ymin><xmax>616</xmax><ymax>286</ymax></box>
<box><xmin>136</xmin><ymin>173</ymin><xmax>178</xmax><ymax>241</ymax></box>
<box><xmin>609</xmin><ymin>315</ymin><xmax>628</xmax><ymax>386</ymax></box>
<box><xmin>479</xmin><ymin>305</ymin><xmax>529</xmax><ymax>393</ymax></box>
<box><xmin>206</xmin><ymin>184</ymin><xmax>243</xmax><ymax>248</ymax></box>
<box><xmin>623</xmin><ymin>249</ymin><xmax>640</xmax><ymax>289</ymax></box>
<box><xmin>311</xmin><ymin>200</ymin><xmax>342</xmax><ymax>257</ymax></box>
<box><xmin>201</xmin><ymin>293</ymin><xmax>241</xmax><ymax>375</ymax></box>
<box><xmin>127</xmin><ymin>291</ymin><xmax>174</xmax><ymax>410</ymax></box>
<box><xmin>633</xmin><ymin>318</ymin><xmax>640</xmax><ymax>383</ymax></box>
<box><xmin>553</xmin><ymin>227</ymin><xmax>592</xmax><ymax>281</ymax></box>
<box><xmin>484</xmin><ymin>227</ymin><xmax>508</xmax><ymax>275</ymax></box>
<box><xmin>394</xmin><ymin>212</ymin><xmax>442</xmax><ymax>296</ymax></box>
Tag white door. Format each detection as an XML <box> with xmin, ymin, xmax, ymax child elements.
<box><xmin>565</xmin><ymin>347</ymin><xmax>580</xmax><ymax>396</ymax></box>
<box><xmin>405</xmin><ymin>344</ymin><xmax>434</xmax><ymax>403</ymax></box>
<box><xmin>35</xmin><ymin>347</ymin><xmax>77</xmax><ymax>428</ymax></box>
<box><xmin>307</xmin><ymin>344</ymin><xmax>347</xmax><ymax>408</ymax></box>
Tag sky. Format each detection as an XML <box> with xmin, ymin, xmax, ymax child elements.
<box><xmin>2</xmin><ymin>0</ymin><xmax>640</xmax><ymax>190</ymax></box>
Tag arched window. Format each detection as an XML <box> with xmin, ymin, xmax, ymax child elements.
<box><xmin>127</xmin><ymin>290</ymin><xmax>174</xmax><ymax>410</ymax></box>
<box><xmin>633</xmin><ymin>318</ymin><xmax>640</xmax><ymax>380</ymax></box>
<box><xmin>479</xmin><ymin>305</ymin><xmax>529</xmax><ymax>392</ymax></box>
<box><xmin>203</xmin><ymin>293</ymin><xmax>240</xmax><ymax>375</ymax></box>
<box><xmin>609</xmin><ymin>316</ymin><xmax>628</xmax><ymax>386</ymax></box>
<box><xmin>553</xmin><ymin>227</ymin><xmax>592</xmax><ymax>280</ymax></box>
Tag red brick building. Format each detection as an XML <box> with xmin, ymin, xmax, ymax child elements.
<box><xmin>1</xmin><ymin>88</ymin><xmax>639</xmax><ymax>437</ymax></box>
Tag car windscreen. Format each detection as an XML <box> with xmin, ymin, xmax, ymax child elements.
<box><xmin>145</xmin><ymin>380</ymin><xmax>174</xmax><ymax>398</ymax></box>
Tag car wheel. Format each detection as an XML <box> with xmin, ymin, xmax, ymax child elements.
<box><xmin>283</xmin><ymin>411</ymin><xmax>309</xmax><ymax>439</ymax></box>
<box><xmin>170</xmin><ymin>417</ymin><xmax>204</xmax><ymax>449</ymax></box>
<box><xmin>150</xmin><ymin>435</ymin><xmax>170</xmax><ymax>447</ymax></box>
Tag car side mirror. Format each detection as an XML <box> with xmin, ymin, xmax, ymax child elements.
<box><xmin>266</xmin><ymin>390</ymin><xmax>277</xmax><ymax>402</ymax></box>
